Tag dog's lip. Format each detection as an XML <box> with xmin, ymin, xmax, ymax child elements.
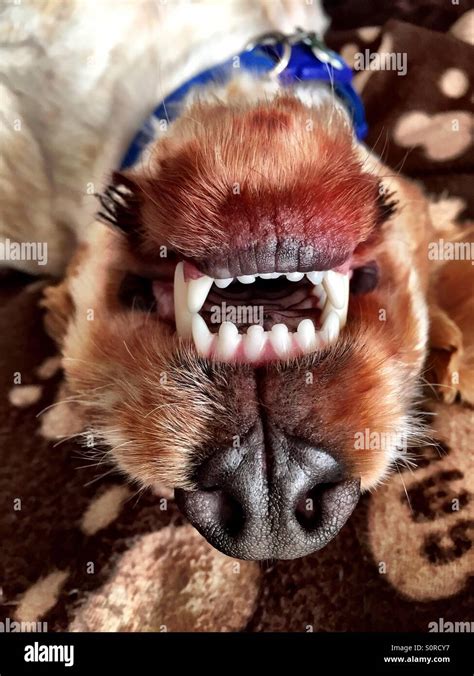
<box><xmin>182</xmin><ymin>257</ymin><xmax>353</xmax><ymax>281</ymax></box>
<box><xmin>184</xmin><ymin>237</ymin><xmax>354</xmax><ymax>280</ymax></box>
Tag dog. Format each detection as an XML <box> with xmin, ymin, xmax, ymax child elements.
<box><xmin>4</xmin><ymin>1</ymin><xmax>457</xmax><ymax>560</ymax></box>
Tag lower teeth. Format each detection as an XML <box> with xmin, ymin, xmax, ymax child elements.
<box><xmin>174</xmin><ymin>262</ymin><xmax>348</xmax><ymax>363</ymax></box>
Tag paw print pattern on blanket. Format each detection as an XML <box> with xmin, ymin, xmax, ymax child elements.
<box><xmin>2</xmin><ymin>343</ymin><xmax>261</xmax><ymax>633</ymax></box>
<box><xmin>368</xmin><ymin>403</ymin><xmax>473</xmax><ymax>601</ymax></box>
<box><xmin>393</xmin><ymin>111</ymin><xmax>473</xmax><ymax>162</ymax></box>
<box><xmin>69</xmin><ymin>525</ymin><xmax>261</xmax><ymax>632</ymax></box>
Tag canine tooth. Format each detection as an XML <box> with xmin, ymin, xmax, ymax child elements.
<box><xmin>321</xmin><ymin>297</ymin><xmax>348</xmax><ymax>328</ymax></box>
<box><xmin>214</xmin><ymin>278</ymin><xmax>233</xmax><ymax>289</ymax></box>
<box><xmin>286</xmin><ymin>272</ymin><xmax>304</xmax><ymax>282</ymax></box>
<box><xmin>269</xmin><ymin>323</ymin><xmax>291</xmax><ymax>357</ymax></box>
<box><xmin>314</xmin><ymin>287</ymin><xmax>327</xmax><ymax>309</ymax></box>
<box><xmin>237</xmin><ymin>275</ymin><xmax>255</xmax><ymax>284</ymax></box>
<box><xmin>216</xmin><ymin>322</ymin><xmax>241</xmax><ymax>360</ymax></box>
<box><xmin>174</xmin><ymin>262</ymin><xmax>193</xmax><ymax>338</ymax></box>
<box><xmin>187</xmin><ymin>275</ymin><xmax>213</xmax><ymax>313</ymax></box>
<box><xmin>320</xmin><ymin>272</ymin><xmax>349</xmax><ymax>327</ymax></box>
<box><xmin>295</xmin><ymin>319</ymin><xmax>317</xmax><ymax>352</ymax></box>
<box><xmin>191</xmin><ymin>313</ymin><xmax>214</xmax><ymax>357</ymax></box>
<box><xmin>322</xmin><ymin>270</ymin><xmax>349</xmax><ymax>310</ymax></box>
<box><xmin>243</xmin><ymin>325</ymin><xmax>266</xmax><ymax>361</ymax></box>
<box><xmin>307</xmin><ymin>271</ymin><xmax>324</xmax><ymax>285</ymax></box>
<box><xmin>321</xmin><ymin>310</ymin><xmax>340</xmax><ymax>344</ymax></box>
<box><xmin>310</xmin><ymin>279</ymin><xmax>327</xmax><ymax>309</ymax></box>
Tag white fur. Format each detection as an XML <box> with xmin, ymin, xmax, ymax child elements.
<box><xmin>0</xmin><ymin>0</ymin><xmax>328</xmax><ymax>274</ymax></box>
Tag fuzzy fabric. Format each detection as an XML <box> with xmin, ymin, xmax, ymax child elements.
<box><xmin>0</xmin><ymin>6</ymin><xmax>473</xmax><ymax>631</ymax></box>
<box><xmin>0</xmin><ymin>282</ymin><xmax>472</xmax><ymax>631</ymax></box>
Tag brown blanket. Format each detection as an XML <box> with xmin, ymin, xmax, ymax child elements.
<box><xmin>1</xmin><ymin>6</ymin><xmax>473</xmax><ymax>631</ymax></box>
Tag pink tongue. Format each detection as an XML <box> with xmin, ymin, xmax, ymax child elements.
<box><xmin>152</xmin><ymin>280</ymin><xmax>174</xmax><ymax>321</ymax></box>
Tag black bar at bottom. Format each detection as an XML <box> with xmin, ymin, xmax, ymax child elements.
<box><xmin>0</xmin><ymin>632</ymin><xmax>472</xmax><ymax>674</ymax></box>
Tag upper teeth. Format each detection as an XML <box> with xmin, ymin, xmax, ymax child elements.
<box><xmin>214</xmin><ymin>278</ymin><xmax>233</xmax><ymax>289</ymax></box>
<box><xmin>187</xmin><ymin>275</ymin><xmax>214</xmax><ymax>313</ymax></box>
<box><xmin>322</xmin><ymin>269</ymin><xmax>348</xmax><ymax>310</ymax></box>
<box><xmin>173</xmin><ymin>263</ymin><xmax>350</xmax><ymax>362</ymax></box>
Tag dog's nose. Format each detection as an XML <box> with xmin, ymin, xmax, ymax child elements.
<box><xmin>175</xmin><ymin>426</ymin><xmax>360</xmax><ymax>560</ymax></box>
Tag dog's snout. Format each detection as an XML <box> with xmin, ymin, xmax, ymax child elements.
<box><xmin>175</xmin><ymin>427</ymin><xmax>360</xmax><ymax>560</ymax></box>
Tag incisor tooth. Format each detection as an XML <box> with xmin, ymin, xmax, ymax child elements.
<box><xmin>259</xmin><ymin>273</ymin><xmax>273</xmax><ymax>280</ymax></box>
<box><xmin>295</xmin><ymin>319</ymin><xmax>317</xmax><ymax>352</ymax></box>
<box><xmin>307</xmin><ymin>271</ymin><xmax>324</xmax><ymax>285</ymax></box>
<box><xmin>214</xmin><ymin>278</ymin><xmax>233</xmax><ymax>289</ymax></box>
<box><xmin>243</xmin><ymin>324</ymin><xmax>266</xmax><ymax>361</ymax></box>
<box><xmin>192</xmin><ymin>313</ymin><xmax>214</xmax><ymax>357</ymax></box>
<box><xmin>174</xmin><ymin>262</ymin><xmax>193</xmax><ymax>338</ymax></box>
<box><xmin>187</xmin><ymin>274</ymin><xmax>214</xmax><ymax>313</ymax></box>
<box><xmin>237</xmin><ymin>275</ymin><xmax>255</xmax><ymax>284</ymax></box>
<box><xmin>322</xmin><ymin>270</ymin><xmax>348</xmax><ymax>310</ymax></box>
<box><xmin>269</xmin><ymin>323</ymin><xmax>291</xmax><ymax>357</ymax></box>
<box><xmin>216</xmin><ymin>322</ymin><xmax>241</xmax><ymax>360</ymax></box>
<box><xmin>286</xmin><ymin>272</ymin><xmax>304</xmax><ymax>282</ymax></box>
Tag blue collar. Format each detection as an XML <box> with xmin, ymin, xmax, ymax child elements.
<box><xmin>121</xmin><ymin>34</ymin><xmax>367</xmax><ymax>169</ymax></box>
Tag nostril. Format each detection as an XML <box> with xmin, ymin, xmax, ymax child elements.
<box><xmin>295</xmin><ymin>482</ymin><xmax>338</xmax><ymax>530</ymax></box>
<box><xmin>175</xmin><ymin>485</ymin><xmax>246</xmax><ymax>539</ymax></box>
<box><xmin>209</xmin><ymin>488</ymin><xmax>245</xmax><ymax>536</ymax></box>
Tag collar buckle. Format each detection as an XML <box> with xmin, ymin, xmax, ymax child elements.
<box><xmin>244</xmin><ymin>31</ymin><xmax>292</xmax><ymax>77</ymax></box>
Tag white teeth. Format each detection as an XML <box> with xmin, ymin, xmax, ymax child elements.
<box><xmin>187</xmin><ymin>274</ymin><xmax>213</xmax><ymax>313</ymax></box>
<box><xmin>237</xmin><ymin>275</ymin><xmax>255</xmax><ymax>284</ymax></box>
<box><xmin>286</xmin><ymin>272</ymin><xmax>304</xmax><ymax>282</ymax></box>
<box><xmin>216</xmin><ymin>321</ymin><xmax>242</xmax><ymax>360</ymax></box>
<box><xmin>307</xmin><ymin>271</ymin><xmax>324</xmax><ymax>285</ymax></box>
<box><xmin>320</xmin><ymin>272</ymin><xmax>349</xmax><ymax>328</ymax></box>
<box><xmin>243</xmin><ymin>325</ymin><xmax>266</xmax><ymax>360</ymax></box>
<box><xmin>321</xmin><ymin>293</ymin><xmax>348</xmax><ymax>328</ymax></box>
<box><xmin>321</xmin><ymin>310</ymin><xmax>340</xmax><ymax>343</ymax></box>
<box><xmin>322</xmin><ymin>270</ymin><xmax>349</xmax><ymax>310</ymax></box>
<box><xmin>295</xmin><ymin>318</ymin><xmax>317</xmax><ymax>353</ymax></box>
<box><xmin>269</xmin><ymin>323</ymin><xmax>291</xmax><ymax>357</ymax></box>
<box><xmin>314</xmin><ymin>287</ymin><xmax>327</xmax><ymax>310</ymax></box>
<box><xmin>191</xmin><ymin>313</ymin><xmax>214</xmax><ymax>357</ymax></box>
<box><xmin>174</xmin><ymin>262</ymin><xmax>193</xmax><ymax>338</ymax></box>
<box><xmin>174</xmin><ymin>263</ymin><xmax>349</xmax><ymax>362</ymax></box>
<box><xmin>214</xmin><ymin>278</ymin><xmax>233</xmax><ymax>289</ymax></box>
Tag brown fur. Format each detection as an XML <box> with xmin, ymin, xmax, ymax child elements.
<box><xmin>116</xmin><ymin>98</ymin><xmax>385</xmax><ymax>274</ymax></box>
<box><xmin>42</xmin><ymin>86</ymin><xmax>471</xmax><ymax>500</ymax></box>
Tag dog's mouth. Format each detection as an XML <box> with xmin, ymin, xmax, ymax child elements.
<box><xmin>118</xmin><ymin>255</ymin><xmax>379</xmax><ymax>364</ymax></box>
<box><xmin>173</xmin><ymin>261</ymin><xmax>348</xmax><ymax>363</ymax></box>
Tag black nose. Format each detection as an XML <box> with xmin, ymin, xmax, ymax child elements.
<box><xmin>175</xmin><ymin>426</ymin><xmax>360</xmax><ymax>560</ymax></box>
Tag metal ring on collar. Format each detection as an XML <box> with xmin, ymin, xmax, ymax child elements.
<box><xmin>245</xmin><ymin>31</ymin><xmax>292</xmax><ymax>78</ymax></box>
